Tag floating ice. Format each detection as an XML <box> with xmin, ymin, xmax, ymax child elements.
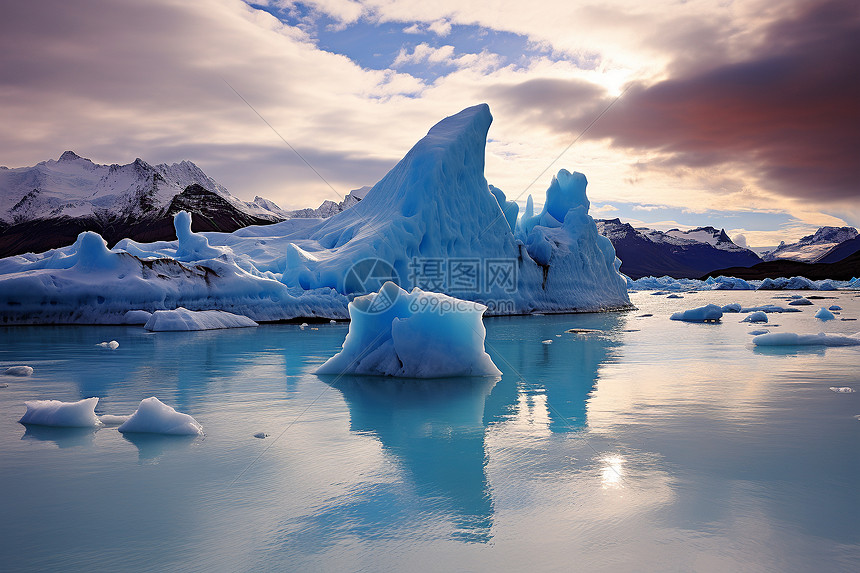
<box><xmin>748</xmin><ymin>329</ymin><xmax>770</xmax><ymax>335</ymax></box>
<box><xmin>117</xmin><ymin>397</ymin><xmax>203</xmax><ymax>435</ymax></box>
<box><xmin>742</xmin><ymin>312</ymin><xmax>768</xmax><ymax>323</ymax></box>
<box><xmin>144</xmin><ymin>308</ymin><xmax>258</xmax><ymax>331</ymax></box>
<box><xmin>788</xmin><ymin>298</ymin><xmax>813</xmax><ymax>306</ymax></box>
<box><xmin>753</xmin><ymin>332</ymin><xmax>860</xmax><ymax>347</ymax></box>
<box><xmin>815</xmin><ymin>307</ymin><xmax>836</xmax><ymax>321</ymax></box>
<box><xmin>254</xmin><ymin>432</ymin><xmax>268</xmax><ymax>439</ymax></box>
<box><xmin>829</xmin><ymin>305</ymin><xmax>842</xmax><ymax>311</ymax></box>
<box><xmin>96</xmin><ymin>340</ymin><xmax>119</xmax><ymax>349</ymax></box>
<box><xmin>670</xmin><ymin>304</ymin><xmax>723</xmax><ymax>323</ymax></box>
<box><xmin>541</xmin><ymin>339</ymin><xmax>553</xmax><ymax>345</ymax></box>
<box><xmin>19</xmin><ymin>397</ymin><xmax>101</xmax><ymax>427</ymax></box>
<box><xmin>830</xmin><ymin>387</ymin><xmax>855</xmax><ymax>393</ymax></box>
<box><xmin>667</xmin><ymin>294</ymin><xmax>684</xmax><ymax>299</ymax></box>
<box><xmin>4</xmin><ymin>366</ymin><xmax>33</xmax><ymax>376</ymax></box>
<box><xmin>721</xmin><ymin>303</ymin><xmax>742</xmax><ymax>313</ymax></box>
<box><xmin>317</xmin><ymin>282</ymin><xmax>501</xmax><ymax>378</ymax></box>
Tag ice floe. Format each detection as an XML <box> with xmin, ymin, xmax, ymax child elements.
<box><xmin>670</xmin><ymin>304</ymin><xmax>723</xmax><ymax>323</ymax></box>
<box><xmin>117</xmin><ymin>397</ymin><xmax>203</xmax><ymax>435</ymax></box>
<box><xmin>4</xmin><ymin>366</ymin><xmax>33</xmax><ymax>376</ymax></box>
<box><xmin>753</xmin><ymin>332</ymin><xmax>860</xmax><ymax>347</ymax></box>
<box><xmin>317</xmin><ymin>282</ymin><xmax>501</xmax><ymax>378</ymax></box>
<box><xmin>19</xmin><ymin>397</ymin><xmax>101</xmax><ymax>427</ymax></box>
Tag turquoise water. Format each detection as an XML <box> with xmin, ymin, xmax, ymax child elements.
<box><xmin>1</xmin><ymin>291</ymin><xmax>859</xmax><ymax>572</ymax></box>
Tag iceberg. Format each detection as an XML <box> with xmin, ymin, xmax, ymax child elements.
<box><xmin>144</xmin><ymin>307</ymin><xmax>258</xmax><ymax>331</ymax></box>
<box><xmin>4</xmin><ymin>365</ymin><xmax>33</xmax><ymax>376</ymax></box>
<box><xmin>96</xmin><ymin>340</ymin><xmax>119</xmax><ymax>349</ymax></box>
<box><xmin>0</xmin><ymin>105</ymin><xmax>629</xmax><ymax>324</ymax></box>
<box><xmin>316</xmin><ymin>281</ymin><xmax>501</xmax><ymax>378</ymax></box>
<box><xmin>742</xmin><ymin>311</ymin><xmax>768</xmax><ymax>323</ymax></box>
<box><xmin>670</xmin><ymin>304</ymin><xmax>723</xmax><ymax>323</ymax></box>
<box><xmin>19</xmin><ymin>397</ymin><xmax>101</xmax><ymax>427</ymax></box>
<box><xmin>753</xmin><ymin>332</ymin><xmax>860</xmax><ymax>347</ymax></box>
<box><xmin>788</xmin><ymin>298</ymin><xmax>813</xmax><ymax>306</ymax></box>
<box><xmin>117</xmin><ymin>397</ymin><xmax>203</xmax><ymax>435</ymax></box>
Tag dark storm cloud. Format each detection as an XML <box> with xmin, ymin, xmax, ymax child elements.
<box><xmin>493</xmin><ymin>0</ymin><xmax>860</xmax><ymax>203</ymax></box>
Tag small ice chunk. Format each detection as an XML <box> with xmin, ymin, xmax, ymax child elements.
<box><xmin>815</xmin><ymin>307</ymin><xmax>836</xmax><ymax>321</ymax></box>
<box><xmin>666</xmin><ymin>294</ymin><xmax>684</xmax><ymax>299</ymax></box>
<box><xmin>788</xmin><ymin>298</ymin><xmax>813</xmax><ymax>306</ymax></box>
<box><xmin>96</xmin><ymin>340</ymin><xmax>120</xmax><ymax>349</ymax></box>
<box><xmin>4</xmin><ymin>365</ymin><xmax>34</xmax><ymax>376</ymax></box>
<box><xmin>330</xmin><ymin>319</ymin><xmax>337</xmax><ymax>324</ymax></box>
<box><xmin>721</xmin><ymin>303</ymin><xmax>742</xmax><ymax>313</ymax></box>
<box><xmin>742</xmin><ymin>311</ymin><xmax>768</xmax><ymax>323</ymax></box>
<box><xmin>254</xmin><ymin>432</ymin><xmax>268</xmax><ymax>439</ymax></box>
<box><xmin>829</xmin><ymin>387</ymin><xmax>855</xmax><ymax>393</ymax></box>
<box><xmin>19</xmin><ymin>397</ymin><xmax>101</xmax><ymax>427</ymax></box>
<box><xmin>748</xmin><ymin>329</ymin><xmax>770</xmax><ymax>335</ymax></box>
<box><xmin>670</xmin><ymin>304</ymin><xmax>723</xmax><ymax>323</ymax></box>
<box><xmin>829</xmin><ymin>305</ymin><xmax>842</xmax><ymax>311</ymax></box>
<box><xmin>300</xmin><ymin>322</ymin><xmax>309</xmax><ymax>329</ymax></box>
<box><xmin>566</xmin><ymin>328</ymin><xmax>601</xmax><ymax>334</ymax></box>
<box><xmin>117</xmin><ymin>397</ymin><xmax>203</xmax><ymax>435</ymax></box>
<box><xmin>541</xmin><ymin>339</ymin><xmax>553</xmax><ymax>345</ymax></box>
<box><xmin>789</xmin><ymin>294</ymin><xmax>803</xmax><ymax>299</ymax></box>
<box><xmin>753</xmin><ymin>332</ymin><xmax>860</xmax><ymax>347</ymax></box>
<box><xmin>99</xmin><ymin>414</ymin><xmax>131</xmax><ymax>425</ymax></box>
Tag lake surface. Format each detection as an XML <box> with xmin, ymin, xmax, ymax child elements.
<box><xmin>1</xmin><ymin>290</ymin><xmax>859</xmax><ymax>572</ymax></box>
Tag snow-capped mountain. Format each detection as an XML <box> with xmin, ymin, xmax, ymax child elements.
<box><xmin>595</xmin><ymin>219</ymin><xmax>762</xmax><ymax>279</ymax></box>
<box><xmin>288</xmin><ymin>186</ymin><xmax>370</xmax><ymax>218</ymax></box>
<box><xmin>0</xmin><ymin>151</ymin><xmax>297</xmax><ymax>257</ymax></box>
<box><xmin>761</xmin><ymin>226</ymin><xmax>859</xmax><ymax>263</ymax></box>
<box><xmin>0</xmin><ymin>151</ymin><xmax>285</xmax><ymax>224</ymax></box>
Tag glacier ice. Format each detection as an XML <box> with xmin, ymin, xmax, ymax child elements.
<box><xmin>0</xmin><ymin>104</ymin><xmax>629</xmax><ymax>324</ymax></box>
<box><xmin>144</xmin><ymin>307</ymin><xmax>258</xmax><ymax>331</ymax></box>
<box><xmin>316</xmin><ymin>282</ymin><xmax>501</xmax><ymax>378</ymax></box>
<box><xmin>753</xmin><ymin>332</ymin><xmax>860</xmax><ymax>347</ymax></box>
<box><xmin>99</xmin><ymin>414</ymin><xmax>131</xmax><ymax>425</ymax></box>
<box><xmin>4</xmin><ymin>365</ymin><xmax>33</xmax><ymax>376</ymax></box>
<box><xmin>117</xmin><ymin>397</ymin><xmax>203</xmax><ymax>435</ymax></box>
<box><xmin>742</xmin><ymin>311</ymin><xmax>768</xmax><ymax>323</ymax></box>
<box><xmin>670</xmin><ymin>304</ymin><xmax>723</xmax><ymax>322</ymax></box>
<box><xmin>19</xmin><ymin>397</ymin><xmax>101</xmax><ymax>427</ymax></box>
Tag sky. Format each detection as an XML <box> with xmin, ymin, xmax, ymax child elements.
<box><xmin>1</xmin><ymin>0</ymin><xmax>858</xmax><ymax>247</ymax></box>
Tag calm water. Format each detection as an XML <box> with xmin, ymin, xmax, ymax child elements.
<box><xmin>1</xmin><ymin>291</ymin><xmax>859</xmax><ymax>572</ymax></box>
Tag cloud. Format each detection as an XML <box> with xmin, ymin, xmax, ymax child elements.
<box><xmin>491</xmin><ymin>0</ymin><xmax>860</xmax><ymax>206</ymax></box>
<box><xmin>427</xmin><ymin>19</ymin><xmax>452</xmax><ymax>37</ymax></box>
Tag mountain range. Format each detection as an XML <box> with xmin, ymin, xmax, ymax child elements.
<box><xmin>0</xmin><ymin>152</ymin><xmax>363</xmax><ymax>258</ymax></box>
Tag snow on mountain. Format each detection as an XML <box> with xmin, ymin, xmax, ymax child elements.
<box><xmin>0</xmin><ymin>151</ymin><xmax>285</xmax><ymax>224</ymax></box>
<box><xmin>595</xmin><ymin>219</ymin><xmax>762</xmax><ymax>279</ymax></box>
<box><xmin>761</xmin><ymin>226</ymin><xmax>859</xmax><ymax>263</ymax></box>
<box><xmin>0</xmin><ymin>104</ymin><xmax>631</xmax><ymax>324</ymax></box>
<box><xmin>288</xmin><ymin>186</ymin><xmax>369</xmax><ymax>218</ymax></box>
